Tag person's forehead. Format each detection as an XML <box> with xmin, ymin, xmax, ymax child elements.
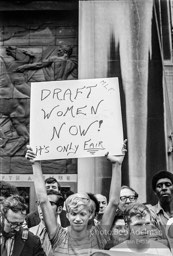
<box><xmin>96</xmin><ymin>195</ymin><xmax>106</xmax><ymax>202</ymax></box>
<box><xmin>130</xmin><ymin>212</ymin><xmax>150</xmax><ymax>225</ymax></box>
<box><xmin>156</xmin><ymin>178</ymin><xmax>172</xmax><ymax>185</ymax></box>
<box><xmin>115</xmin><ymin>219</ymin><xmax>125</xmax><ymax>226</ymax></box>
<box><xmin>45</xmin><ymin>182</ymin><xmax>58</xmax><ymax>187</ymax></box>
<box><xmin>120</xmin><ymin>188</ymin><xmax>135</xmax><ymax>197</ymax></box>
<box><xmin>6</xmin><ymin>209</ymin><xmax>25</xmax><ymax>221</ymax></box>
<box><xmin>70</xmin><ymin>205</ymin><xmax>90</xmax><ymax>214</ymax></box>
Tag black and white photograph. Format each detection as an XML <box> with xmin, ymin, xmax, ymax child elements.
<box><xmin>0</xmin><ymin>0</ymin><xmax>173</xmax><ymax>255</ymax></box>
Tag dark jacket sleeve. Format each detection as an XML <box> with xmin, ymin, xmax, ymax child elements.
<box><xmin>32</xmin><ymin>234</ymin><xmax>46</xmax><ymax>256</ymax></box>
<box><xmin>20</xmin><ymin>231</ymin><xmax>46</xmax><ymax>256</ymax></box>
<box><xmin>26</xmin><ymin>210</ymin><xmax>40</xmax><ymax>228</ymax></box>
<box><xmin>60</xmin><ymin>209</ymin><xmax>70</xmax><ymax>228</ymax></box>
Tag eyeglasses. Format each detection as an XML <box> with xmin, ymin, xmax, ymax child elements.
<box><xmin>4</xmin><ymin>216</ymin><xmax>24</xmax><ymax>228</ymax></box>
<box><xmin>120</xmin><ymin>196</ymin><xmax>137</xmax><ymax>203</ymax></box>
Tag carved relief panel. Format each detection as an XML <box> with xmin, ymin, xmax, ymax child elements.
<box><xmin>0</xmin><ymin>10</ymin><xmax>78</xmax><ymax>174</ymax></box>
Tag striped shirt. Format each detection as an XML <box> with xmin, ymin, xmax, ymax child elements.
<box><xmin>51</xmin><ymin>225</ymin><xmax>109</xmax><ymax>256</ymax></box>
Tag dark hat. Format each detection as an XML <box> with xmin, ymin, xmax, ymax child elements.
<box><xmin>152</xmin><ymin>170</ymin><xmax>173</xmax><ymax>191</ymax></box>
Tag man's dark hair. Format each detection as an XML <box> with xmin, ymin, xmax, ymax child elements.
<box><xmin>2</xmin><ymin>195</ymin><xmax>28</xmax><ymax>215</ymax></box>
<box><xmin>87</xmin><ymin>192</ymin><xmax>100</xmax><ymax>215</ymax></box>
<box><xmin>44</xmin><ymin>177</ymin><xmax>61</xmax><ymax>191</ymax></box>
<box><xmin>112</xmin><ymin>213</ymin><xmax>125</xmax><ymax>227</ymax></box>
<box><xmin>0</xmin><ymin>181</ymin><xmax>19</xmax><ymax>200</ymax></box>
<box><xmin>152</xmin><ymin>170</ymin><xmax>173</xmax><ymax>191</ymax></box>
<box><xmin>47</xmin><ymin>189</ymin><xmax>64</xmax><ymax>208</ymax></box>
<box><xmin>64</xmin><ymin>190</ymin><xmax>74</xmax><ymax>200</ymax></box>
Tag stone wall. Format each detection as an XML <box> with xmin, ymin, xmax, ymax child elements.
<box><xmin>0</xmin><ymin>9</ymin><xmax>78</xmax><ymax>175</ymax></box>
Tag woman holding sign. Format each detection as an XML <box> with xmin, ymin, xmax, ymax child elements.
<box><xmin>25</xmin><ymin>141</ymin><xmax>126</xmax><ymax>256</ymax></box>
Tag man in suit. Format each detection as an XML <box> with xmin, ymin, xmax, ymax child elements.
<box><xmin>26</xmin><ymin>177</ymin><xmax>69</xmax><ymax>228</ymax></box>
<box><xmin>0</xmin><ymin>194</ymin><xmax>45</xmax><ymax>256</ymax></box>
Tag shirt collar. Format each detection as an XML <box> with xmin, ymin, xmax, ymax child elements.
<box><xmin>156</xmin><ymin>202</ymin><xmax>164</xmax><ymax>214</ymax></box>
<box><xmin>38</xmin><ymin>221</ymin><xmax>46</xmax><ymax>235</ymax></box>
<box><xmin>156</xmin><ymin>202</ymin><xmax>170</xmax><ymax>219</ymax></box>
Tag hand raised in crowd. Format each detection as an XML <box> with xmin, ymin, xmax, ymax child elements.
<box><xmin>25</xmin><ymin>145</ymin><xmax>37</xmax><ymax>163</ymax></box>
<box><xmin>106</xmin><ymin>139</ymin><xmax>127</xmax><ymax>164</ymax></box>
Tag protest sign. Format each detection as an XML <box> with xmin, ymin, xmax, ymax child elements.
<box><xmin>30</xmin><ymin>77</ymin><xmax>123</xmax><ymax>160</ymax></box>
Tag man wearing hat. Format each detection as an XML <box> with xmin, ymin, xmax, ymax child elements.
<box><xmin>147</xmin><ymin>170</ymin><xmax>173</xmax><ymax>241</ymax></box>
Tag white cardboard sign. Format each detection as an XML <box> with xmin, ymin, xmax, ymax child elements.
<box><xmin>30</xmin><ymin>77</ymin><xmax>123</xmax><ymax>160</ymax></box>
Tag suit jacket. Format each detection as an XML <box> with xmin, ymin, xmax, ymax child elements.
<box><xmin>26</xmin><ymin>209</ymin><xmax>69</xmax><ymax>228</ymax></box>
<box><xmin>12</xmin><ymin>229</ymin><xmax>46</xmax><ymax>256</ymax></box>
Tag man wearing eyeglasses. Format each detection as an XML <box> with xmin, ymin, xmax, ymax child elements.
<box><xmin>0</xmin><ymin>195</ymin><xmax>46</xmax><ymax>256</ymax></box>
<box><xmin>119</xmin><ymin>185</ymin><xmax>138</xmax><ymax>211</ymax></box>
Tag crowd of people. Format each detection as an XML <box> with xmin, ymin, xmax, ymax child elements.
<box><xmin>0</xmin><ymin>141</ymin><xmax>173</xmax><ymax>255</ymax></box>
